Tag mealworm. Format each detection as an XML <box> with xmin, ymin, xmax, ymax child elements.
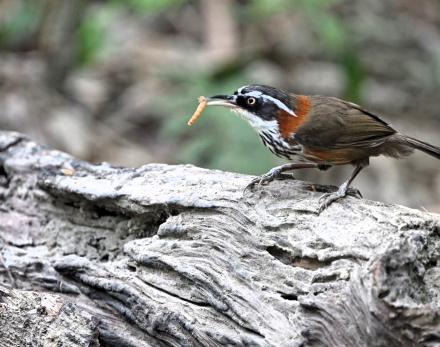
<box><xmin>187</xmin><ymin>96</ymin><xmax>207</xmax><ymax>126</ymax></box>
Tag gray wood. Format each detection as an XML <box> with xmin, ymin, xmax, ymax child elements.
<box><xmin>0</xmin><ymin>130</ymin><xmax>439</xmax><ymax>347</ymax></box>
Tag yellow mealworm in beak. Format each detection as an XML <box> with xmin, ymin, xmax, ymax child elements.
<box><xmin>187</xmin><ymin>96</ymin><xmax>207</xmax><ymax>126</ymax></box>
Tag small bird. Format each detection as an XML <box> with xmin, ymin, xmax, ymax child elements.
<box><xmin>204</xmin><ymin>85</ymin><xmax>440</xmax><ymax>211</ymax></box>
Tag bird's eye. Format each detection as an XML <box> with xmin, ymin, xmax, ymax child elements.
<box><xmin>247</xmin><ymin>97</ymin><xmax>256</xmax><ymax>105</ymax></box>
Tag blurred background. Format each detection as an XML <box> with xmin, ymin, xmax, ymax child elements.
<box><xmin>0</xmin><ymin>0</ymin><xmax>439</xmax><ymax>211</ymax></box>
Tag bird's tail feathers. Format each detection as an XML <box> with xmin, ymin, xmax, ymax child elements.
<box><xmin>399</xmin><ymin>135</ymin><xmax>440</xmax><ymax>159</ymax></box>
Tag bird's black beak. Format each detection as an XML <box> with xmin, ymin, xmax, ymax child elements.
<box><xmin>206</xmin><ymin>95</ymin><xmax>238</xmax><ymax>108</ymax></box>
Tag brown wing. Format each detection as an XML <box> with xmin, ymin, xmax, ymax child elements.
<box><xmin>294</xmin><ymin>96</ymin><xmax>396</xmax><ymax>150</ymax></box>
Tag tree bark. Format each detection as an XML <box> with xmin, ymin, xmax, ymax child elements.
<box><xmin>0</xmin><ymin>130</ymin><xmax>439</xmax><ymax>347</ymax></box>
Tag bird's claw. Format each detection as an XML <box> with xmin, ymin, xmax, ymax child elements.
<box><xmin>244</xmin><ymin>168</ymin><xmax>282</xmax><ymax>193</ymax></box>
<box><xmin>348</xmin><ymin>188</ymin><xmax>363</xmax><ymax>199</ymax></box>
<box><xmin>318</xmin><ymin>184</ymin><xmax>362</xmax><ymax>213</ymax></box>
<box><xmin>318</xmin><ymin>192</ymin><xmax>345</xmax><ymax>213</ymax></box>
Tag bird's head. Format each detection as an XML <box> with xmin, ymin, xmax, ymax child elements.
<box><xmin>206</xmin><ymin>85</ymin><xmax>298</xmax><ymax>133</ymax></box>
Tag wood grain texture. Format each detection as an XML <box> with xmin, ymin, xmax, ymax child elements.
<box><xmin>0</xmin><ymin>130</ymin><xmax>439</xmax><ymax>347</ymax></box>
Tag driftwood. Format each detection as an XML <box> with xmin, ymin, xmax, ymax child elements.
<box><xmin>0</xmin><ymin>130</ymin><xmax>439</xmax><ymax>347</ymax></box>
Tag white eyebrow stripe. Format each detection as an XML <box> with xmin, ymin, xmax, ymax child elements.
<box><xmin>237</xmin><ymin>85</ymin><xmax>249</xmax><ymax>94</ymax></box>
<box><xmin>244</xmin><ymin>90</ymin><xmax>297</xmax><ymax>117</ymax></box>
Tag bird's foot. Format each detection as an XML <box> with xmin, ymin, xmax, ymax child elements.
<box><xmin>348</xmin><ymin>187</ymin><xmax>363</xmax><ymax>199</ymax></box>
<box><xmin>318</xmin><ymin>182</ymin><xmax>361</xmax><ymax>213</ymax></box>
<box><xmin>244</xmin><ymin>167</ymin><xmax>292</xmax><ymax>193</ymax></box>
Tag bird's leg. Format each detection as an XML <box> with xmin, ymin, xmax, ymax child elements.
<box><xmin>245</xmin><ymin>163</ymin><xmax>319</xmax><ymax>191</ymax></box>
<box><xmin>277</xmin><ymin>164</ymin><xmax>331</xmax><ymax>181</ymax></box>
<box><xmin>318</xmin><ymin>160</ymin><xmax>368</xmax><ymax>213</ymax></box>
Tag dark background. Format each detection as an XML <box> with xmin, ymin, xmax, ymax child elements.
<box><xmin>0</xmin><ymin>0</ymin><xmax>439</xmax><ymax>211</ymax></box>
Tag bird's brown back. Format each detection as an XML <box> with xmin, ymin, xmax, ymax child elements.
<box><xmin>290</xmin><ymin>95</ymin><xmax>411</xmax><ymax>164</ymax></box>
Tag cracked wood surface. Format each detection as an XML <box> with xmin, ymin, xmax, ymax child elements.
<box><xmin>0</xmin><ymin>130</ymin><xmax>439</xmax><ymax>347</ymax></box>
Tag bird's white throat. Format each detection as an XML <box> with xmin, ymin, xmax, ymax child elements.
<box><xmin>231</xmin><ymin>108</ymin><xmax>279</xmax><ymax>134</ymax></box>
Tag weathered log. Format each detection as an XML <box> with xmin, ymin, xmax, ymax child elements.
<box><xmin>0</xmin><ymin>130</ymin><xmax>439</xmax><ymax>347</ymax></box>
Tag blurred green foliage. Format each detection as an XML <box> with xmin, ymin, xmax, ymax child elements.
<box><xmin>77</xmin><ymin>0</ymin><xmax>183</xmax><ymax>66</ymax></box>
<box><xmin>76</xmin><ymin>9</ymin><xmax>109</xmax><ymax>66</ymax></box>
<box><xmin>154</xmin><ymin>0</ymin><xmax>365</xmax><ymax>173</ymax></box>
<box><xmin>0</xmin><ymin>1</ymin><xmax>42</xmax><ymax>47</ymax></box>
<box><xmin>249</xmin><ymin>0</ymin><xmax>340</xmax><ymax>17</ymax></box>
<box><xmin>0</xmin><ymin>0</ymin><xmax>367</xmax><ymax>173</ymax></box>
<box><xmin>157</xmin><ymin>69</ymin><xmax>283</xmax><ymax>174</ymax></box>
<box><xmin>246</xmin><ymin>0</ymin><xmax>364</xmax><ymax>102</ymax></box>
<box><xmin>110</xmin><ymin>0</ymin><xmax>183</xmax><ymax>12</ymax></box>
